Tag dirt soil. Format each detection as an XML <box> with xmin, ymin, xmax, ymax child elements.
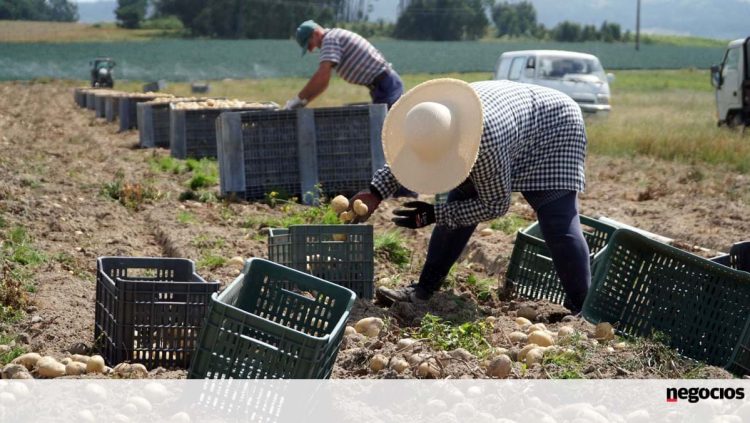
<box><xmin>1</xmin><ymin>81</ymin><xmax>749</xmax><ymax>379</ymax></box>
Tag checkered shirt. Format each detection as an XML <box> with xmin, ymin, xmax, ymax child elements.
<box><xmin>371</xmin><ymin>80</ymin><xmax>587</xmax><ymax>229</ymax></box>
<box><xmin>319</xmin><ymin>28</ymin><xmax>389</xmax><ymax>86</ymax></box>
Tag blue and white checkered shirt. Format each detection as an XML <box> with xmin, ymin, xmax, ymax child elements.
<box><xmin>371</xmin><ymin>80</ymin><xmax>587</xmax><ymax>229</ymax></box>
<box><xmin>319</xmin><ymin>28</ymin><xmax>389</xmax><ymax>86</ymax></box>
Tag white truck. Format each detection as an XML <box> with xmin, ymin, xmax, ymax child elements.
<box><xmin>711</xmin><ymin>37</ymin><xmax>749</xmax><ymax>127</ymax></box>
<box><xmin>494</xmin><ymin>50</ymin><xmax>613</xmax><ymax>114</ymax></box>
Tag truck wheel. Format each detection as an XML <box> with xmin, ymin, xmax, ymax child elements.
<box><xmin>727</xmin><ymin>113</ymin><xmax>743</xmax><ymax>128</ymax></box>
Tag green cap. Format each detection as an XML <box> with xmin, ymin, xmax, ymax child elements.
<box><xmin>296</xmin><ymin>20</ymin><xmax>317</xmax><ymax>56</ymax></box>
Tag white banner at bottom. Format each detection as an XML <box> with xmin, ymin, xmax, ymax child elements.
<box><xmin>0</xmin><ymin>379</ymin><xmax>748</xmax><ymax>422</ymax></box>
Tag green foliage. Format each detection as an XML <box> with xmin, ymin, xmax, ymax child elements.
<box><xmin>148</xmin><ymin>156</ymin><xmax>185</xmax><ymax>174</ymax></box>
<box><xmin>492</xmin><ymin>1</ymin><xmax>536</xmax><ymax>38</ymax></box>
<box><xmin>116</xmin><ymin>0</ymin><xmax>148</xmax><ymax>29</ymax></box>
<box><xmin>412</xmin><ymin>313</ymin><xmax>494</xmax><ymax>358</ymax></box>
<box><xmin>374</xmin><ymin>230</ymin><xmax>411</xmax><ymax>268</ymax></box>
<box><xmin>0</xmin><ymin>335</ymin><xmax>25</xmax><ymax>365</ymax></box>
<box><xmin>177</xmin><ymin>211</ymin><xmax>195</xmax><ymax>224</ymax></box>
<box><xmin>100</xmin><ymin>176</ymin><xmax>161</xmax><ymax>210</ymax></box>
<box><xmin>186</xmin><ymin>158</ymin><xmax>218</xmax><ymax>190</ymax></box>
<box><xmin>465</xmin><ymin>273</ymin><xmax>496</xmax><ymax>301</ymax></box>
<box><xmin>141</xmin><ymin>16</ymin><xmax>185</xmax><ymax>31</ymax></box>
<box><xmin>395</xmin><ymin>0</ymin><xmax>488</xmax><ymax>41</ymax></box>
<box><xmin>0</xmin><ymin>0</ymin><xmax>78</xmax><ymax>22</ymax></box>
<box><xmin>197</xmin><ymin>254</ymin><xmax>226</xmax><ymax>269</ymax></box>
<box><xmin>0</xmin><ymin>225</ymin><xmax>44</xmax><ymax>323</ymax></box>
<box><xmin>243</xmin><ymin>203</ymin><xmax>340</xmax><ymax>229</ymax></box>
<box><xmin>6</xmin><ymin>226</ymin><xmax>45</xmax><ymax>266</ymax></box>
<box><xmin>489</xmin><ymin>213</ymin><xmax>529</xmax><ymax>234</ymax></box>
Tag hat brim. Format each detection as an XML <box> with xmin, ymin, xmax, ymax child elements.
<box><xmin>382</xmin><ymin>78</ymin><xmax>484</xmax><ymax>195</ymax></box>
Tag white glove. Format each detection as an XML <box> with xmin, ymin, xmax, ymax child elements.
<box><xmin>283</xmin><ymin>96</ymin><xmax>308</xmax><ymax>110</ymax></box>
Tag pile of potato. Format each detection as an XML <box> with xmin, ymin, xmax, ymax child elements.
<box><xmin>144</xmin><ymin>96</ymin><xmax>203</xmax><ymax>105</ymax></box>
<box><xmin>172</xmin><ymin>99</ymin><xmax>273</xmax><ymax>110</ymax></box>
<box><xmin>1</xmin><ymin>353</ymin><xmax>150</xmax><ymax>379</ymax></box>
<box><xmin>331</xmin><ymin>195</ymin><xmax>368</xmax><ymax>223</ymax></box>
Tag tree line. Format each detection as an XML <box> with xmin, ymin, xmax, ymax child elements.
<box><xmin>114</xmin><ymin>0</ymin><xmax>629</xmax><ymax>42</ymax></box>
<box><xmin>0</xmin><ymin>0</ymin><xmax>78</xmax><ymax>22</ymax></box>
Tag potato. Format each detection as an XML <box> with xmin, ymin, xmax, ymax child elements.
<box><xmin>557</xmin><ymin>326</ymin><xmax>576</xmax><ymax>339</ymax></box>
<box><xmin>2</xmin><ymin>363</ymin><xmax>30</xmax><ymax>379</ymax></box>
<box><xmin>228</xmin><ymin>256</ymin><xmax>245</xmax><ymax>268</ymax></box>
<box><xmin>514</xmin><ymin>317</ymin><xmax>532</xmax><ymax>327</ymax></box>
<box><xmin>528</xmin><ymin>331</ymin><xmax>555</xmax><ymax>347</ymax></box>
<box><xmin>339</xmin><ymin>210</ymin><xmax>354</xmax><ymax>223</ymax></box>
<box><xmin>518</xmin><ymin>343</ymin><xmax>539</xmax><ymax>362</ymax></box>
<box><xmin>389</xmin><ymin>358</ymin><xmax>409</xmax><ymax>373</ymax></box>
<box><xmin>525</xmin><ymin>348</ymin><xmax>545</xmax><ymax>366</ymax></box>
<box><xmin>527</xmin><ymin>323</ymin><xmax>547</xmax><ymax>334</ymax></box>
<box><xmin>354</xmin><ymin>317</ymin><xmax>384</xmax><ymax>337</ymax></box>
<box><xmin>65</xmin><ymin>361</ymin><xmax>87</xmax><ymax>376</ymax></box>
<box><xmin>486</xmin><ymin>355</ymin><xmax>512</xmax><ymax>378</ymax></box>
<box><xmin>369</xmin><ymin>354</ymin><xmax>388</xmax><ymax>372</ymax></box>
<box><xmin>86</xmin><ymin>355</ymin><xmax>106</xmax><ymax>374</ymax></box>
<box><xmin>332</xmin><ymin>233</ymin><xmax>347</xmax><ymax>242</ymax></box>
<box><xmin>344</xmin><ymin>326</ymin><xmax>357</xmax><ymax>336</ymax></box>
<box><xmin>12</xmin><ymin>353</ymin><xmax>42</xmax><ymax>370</ymax></box>
<box><xmin>353</xmin><ymin>199</ymin><xmax>368</xmax><ymax>216</ymax></box>
<box><xmin>61</xmin><ymin>357</ymin><xmax>72</xmax><ymax>365</ymax></box>
<box><xmin>71</xmin><ymin>354</ymin><xmax>90</xmax><ymax>364</ymax></box>
<box><xmin>330</xmin><ymin>195</ymin><xmax>349</xmax><ymax>214</ymax></box>
<box><xmin>397</xmin><ymin>338</ymin><xmax>417</xmax><ymax>350</ymax></box>
<box><xmin>407</xmin><ymin>353</ymin><xmax>430</xmax><ymax>366</ymax></box>
<box><xmin>595</xmin><ymin>322</ymin><xmax>615</xmax><ymax>341</ymax></box>
<box><xmin>613</xmin><ymin>342</ymin><xmax>627</xmax><ymax>350</ymax></box>
<box><xmin>417</xmin><ymin>361</ymin><xmax>440</xmax><ymax>378</ymax></box>
<box><xmin>36</xmin><ymin>356</ymin><xmax>66</xmax><ymax>378</ymax></box>
<box><xmin>479</xmin><ymin>228</ymin><xmax>494</xmax><ymax>237</ymax></box>
<box><xmin>508</xmin><ymin>331</ymin><xmax>528</xmax><ymax>344</ymax></box>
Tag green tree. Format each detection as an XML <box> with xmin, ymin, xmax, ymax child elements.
<box><xmin>116</xmin><ymin>0</ymin><xmax>147</xmax><ymax>29</ymax></box>
<box><xmin>552</xmin><ymin>20</ymin><xmax>581</xmax><ymax>42</ymax></box>
<box><xmin>581</xmin><ymin>24</ymin><xmax>597</xmax><ymax>41</ymax></box>
<box><xmin>0</xmin><ymin>0</ymin><xmax>77</xmax><ymax>21</ymax></box>
<box><xmin>394</xmin><ymin>0</ymin><xmax>488</xmax><ymax>41</ymax></box>
<box><xmin>599</xmin><ymin>21</ymin><xmax>621</xmax><ymax>42</ymax></box>
<box><xmin>491</xmin><ymin>1</ymin><xmax>535</xmax><ymax>37</ymax></box>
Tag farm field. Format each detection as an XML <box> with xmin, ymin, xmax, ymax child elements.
<box><xmin>0</xmin><ymin>38</ymin><xmax>726</xmax><ymax>81</ymax></box>
<box><xmin>0</xmin><ymin>70</ymin><xmax>749</xmax><ymax>380</ymax></box>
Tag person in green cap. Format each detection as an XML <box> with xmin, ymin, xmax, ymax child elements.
<box><xmin>284</xmin><ymin>20</ymin><xmax>404</xmax><ymax>111</ymax></box>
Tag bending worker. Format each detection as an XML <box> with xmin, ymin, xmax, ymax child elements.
<box><xmin>284</xmin><ymin>20</ymin><xmax>403</xmax><ymax>110</ymax></box>
<box><xmin>351</xmin><ymin>78</ymin><xmax>592</xmax><ymax>314</ymax></box>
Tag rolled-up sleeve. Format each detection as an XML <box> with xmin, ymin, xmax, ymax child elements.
<box><xmin>434</xmin><ymin>145</ymin><xmax>512</xmax><ymax>228</ymax></box>
<box><xmin>370</xmin><ymin>164</ymin><xmax>401</xmax><ymax>199</ymax></box>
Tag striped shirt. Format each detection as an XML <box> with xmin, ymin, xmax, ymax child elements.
<box><xmin>319</xmin><ymin>28</ymin><xmax>389</xmax><ymax>86</ymax></box>
<box><xmin>371</xmin><ymin>80</ymin><xmax>587</xmax><ymax>229</ymax></box>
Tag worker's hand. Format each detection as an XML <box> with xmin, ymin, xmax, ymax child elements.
<box><xmin>349</xmin><ymin>190</ymin><xmax>381</xmax><ymax>222</ymax></box>
<box><xmin>283</xmin><ymin>96</ymin><xmax>308</xmax><ymax>110</ymax></box>
<box><xmin>392</xmin><ymin>201</ymin><xmax>435</xmax><ymax>229</ymax></box>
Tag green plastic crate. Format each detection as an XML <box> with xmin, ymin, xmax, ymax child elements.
<box><xmin>268</xmin><ymin>225</ymin><xmax>374</xmax><ymax>299</ymax></box>
<box><xmin>728</xmin><ymin>317</ymin><xmax>750</xmax><ymax>375</ymax></box>
<box><xmin>188</xmin><ymin>258</ymin><xmax>356</xmax><ymax>379</ymax></box>
<box><xmin>582</xmin><ymin>229</ymin><xmax>750</xmax><ymax>373</ymax></box>
<box><xmin>504</xmin><ymin>215</ymin><xmax>617</xmax><ymax>304</ymax></box>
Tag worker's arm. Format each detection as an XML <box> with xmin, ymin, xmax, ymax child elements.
<box><xmin>298</xmin><ymin>61</ymin><xmax>334</xmax><ymax>103</ymax></box>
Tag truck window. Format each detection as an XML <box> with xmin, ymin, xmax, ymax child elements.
<box><xmin>508</xmin><ymin>57</ymin><xmax>526</xmax><ymax>80</ymax></box>
<box><xmin>724</xmin><ymin>47</ymin><xmax>740</xmax><ymax>73</ymax></box>
<box><xmin>496</xmin><ymin>58</ymin><xmax>511</xmax><ymax>79</ymax></box>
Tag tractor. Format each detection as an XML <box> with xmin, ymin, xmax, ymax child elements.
<box><xmin>90</xmin><ymin>58</ymin><xmax>116</xmax><ymax>88</ymax></box>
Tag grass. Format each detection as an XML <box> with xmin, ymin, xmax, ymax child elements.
<box><xmin>374</xmin><ymin>230</ymin><xmax>411</xmax><ymax>268</ymax></box>
<box><xmin>243</xmin><ymin>203</ymin><xmax>341</xmax><ymax>229</ymax></box>
<box><xmin>411</xmin><ymin>313</ymin><xmax>495</xmax><ymax>359</ymax></box>
<box><xmin>0</xmin><ymin>21</ymin><xmax>182</xmax><ymax>43</ymax></box>
<box><xmin>177</xmin><ymin>211</ymin><xmax>196</xmax><ymax>225</ymax></box>
<box><xmin>0</xmin><ymin>225</ymin><xmax>45</xmax><ymax>324</ymax></box>
<box><xmin>465</xmin><ymin>274</ymin><xmax>497</xmax><ymax>302</ymax></box>
<box><xmin>0</xmin><ymin>335</ymin><xmax>26</xmax><ymax>365</ymax></box>
<box><xmin>489</xmin><ymin>213</ymin><xmax>529</xmax><ymax>234</ymax></box>
<box><xmin>101</xmin><ymin>177</ymin><xmax>161</xmax><ymax>210</ymax></box>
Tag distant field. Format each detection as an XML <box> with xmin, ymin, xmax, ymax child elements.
<box><xmin>0</xmin><ymin>38</ymin><xmax>726</xmax><ymax>81</ymax></box>
<box><xmin>0</xmin><ymin>21</ymin><xmax>176</xmax><ymax>43</ymax></box>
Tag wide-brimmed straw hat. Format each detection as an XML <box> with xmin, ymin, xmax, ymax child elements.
<box><xmin>382</xmin><ymin>78</ymin><xmax>484</xmax><ymax>195</ymax></box>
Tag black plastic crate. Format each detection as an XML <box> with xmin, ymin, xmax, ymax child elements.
<box><xmin>105</xmin><ymin>96</ymin><xmax>120</xmax><ymax>122</ymax></box>
<box><xmin>188</xmin><ymin>258</ymin><xmax>356</xmax><ymax>379</ymax></box>
<box><xmin>504</xmin><ymin>215</ymin><xmax>617</xmax><ymax>305</ymax></box>
<box><xmin>94</xmin><ymin>256</ymin><xmax>220</xmax><ymax>369</ymax></box>
<box><xmin>729</xmin><ymin>317</ymin><xmax>750</xmax><ymax>375</ymax></box>
<box><xmin>73</xmin><ymin>88</ymin><xmax>87</xmax><ymax>108</ymax></box>
<box><xmin>217</xmin><ymin>105</ymin><xmax>386</xmax><ymax>204</ymax></box>
<box><xmin>118</xmin><ymin>95</ymin><xmax>164</xmax><ymax>132</ymax></box>
<box><xmin>710</xmin><ymin>241</ymin><xmax>750</xmax><ymax>272</ymax></box>
<box><xmin>138</xmin><ymin>101</ymin><xmax>174</xmax><ymax>148</ymax></box>
<box><xmin>86</xmin><ymin>92</ymin><xmax>96</xmax><ymax>110</ymax></box>
<box><xmin>268</xmin><ymin>225</ymin><xmax>374</xmax><ymax>299</ymax></box>
<box><xmin>171</xmin><ymin>104</ymin><xmax>275</xmax><ymax>160</ymax></box>
<box><xmin>582</xmin><ymin>229</ymin><xmax>750</xmax><ymax>373</ymax></box>
<box><xmin>94</xmin><ymin>92</ymin><xmax>108</xmax><ymax>118</ymax></box>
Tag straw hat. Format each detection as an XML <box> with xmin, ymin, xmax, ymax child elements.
<box><xmin>382</xmin><ymin>78</ymin><xmax>484</xmax><ymax>195</ymax></box>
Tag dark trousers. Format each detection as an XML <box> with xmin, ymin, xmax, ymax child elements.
<box><xmin>369</xmin><ymin>69</ymin><xmax>404</xmax><ymax>110</ymax></box>
<box><xmin>417</xmin><ymin>179</ymin><xmax>591</xmax><ymax>312</ymax></box>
